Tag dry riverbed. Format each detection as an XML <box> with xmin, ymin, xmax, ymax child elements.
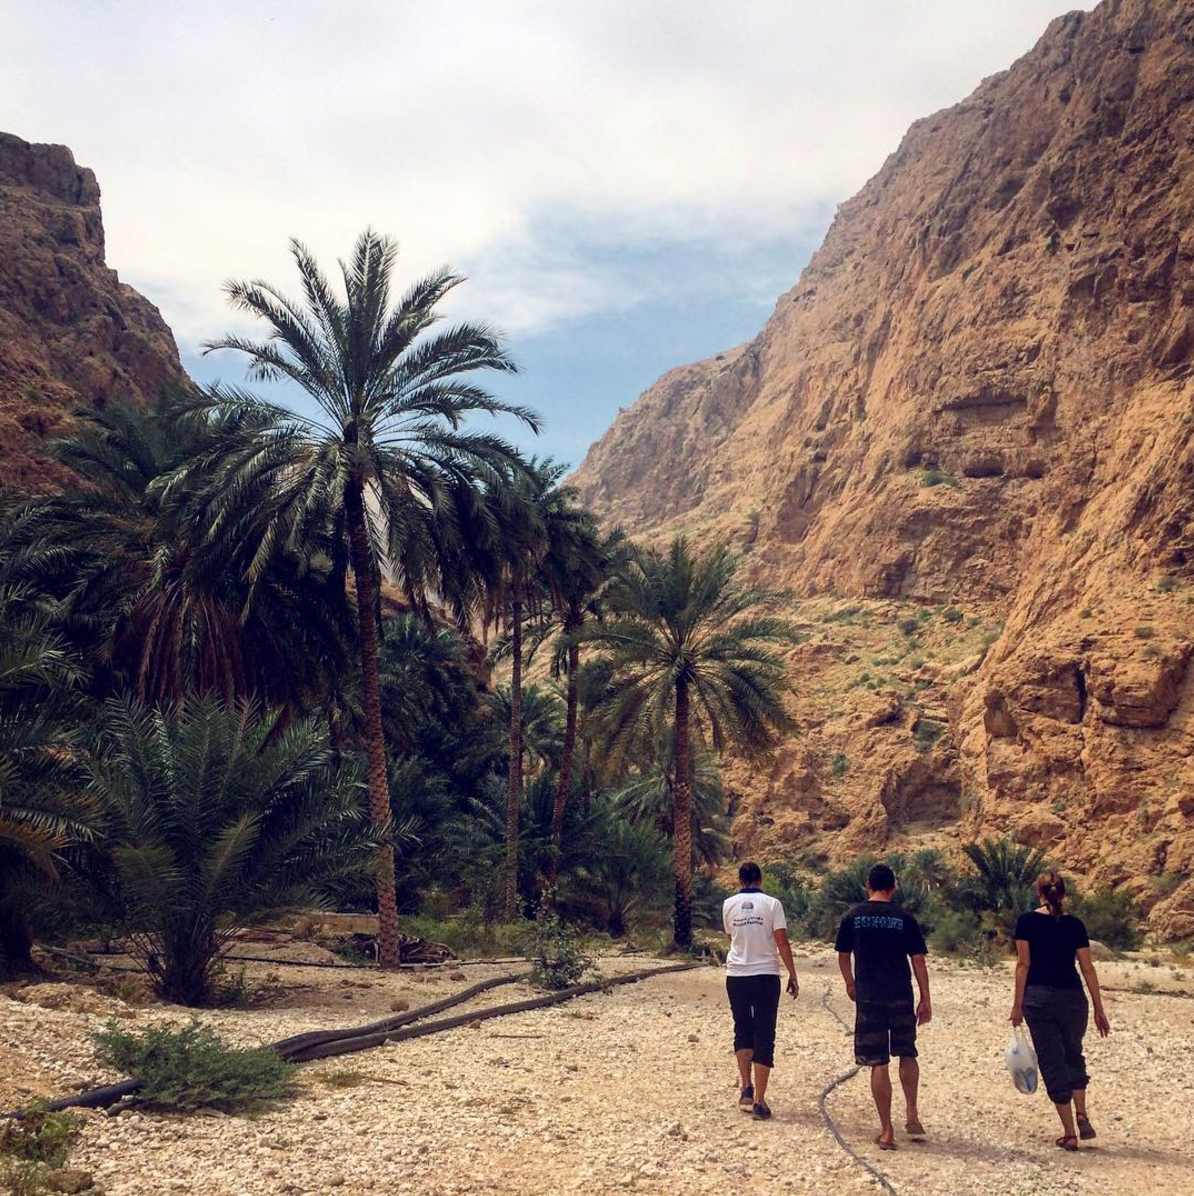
<box><xmin>2</xmin><ymin>948</ymin><xmax>1193</xmax><ymax>1195</ymax></box>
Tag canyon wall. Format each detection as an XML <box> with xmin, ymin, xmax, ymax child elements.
<box><xmin>573</xmin><ymin>0</ymin><xmax>1194</xmax><ymax>936</ymax></box>
<box><xmin>0</xmin><ymin>131</ymin><xmax>183</xmax><ymax>491</ymax></box>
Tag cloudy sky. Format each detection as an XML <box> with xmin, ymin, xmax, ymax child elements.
<box><xmin>6</xmin><ymin>0</ymin><xmax>1088</xmax><ymax>467</ymax></box>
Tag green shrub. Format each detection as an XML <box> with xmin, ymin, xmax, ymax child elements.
<box><xmin>1155</xmin><ymin>577</ymin><xmax>1177</xmax><ymax>593</ymax></box>
<box><xmin>914</xmin><ymin>718</ymin><xmax>944</xmax><ymax>752</ymax></box>
<box><xmin>0</xmin><ymin>1103</ymin><xmax>81</xmax><ymax>1168</ymax></box>
<box><xmin>1074</xmin><ymin>889</ymin><xmax>1141</xmax><ymax>952</ymax></box>
<box><xmin>898</xmin><ymin>618</ymin><xmax>920</xmax><ymax>636</ymax></box>
<box><xmin>91</xmin><ymin>1020</ymin><xmax>295</xmax><ymax>1113</ymax></box>
<box><xmin>1079</xmin><ymin>607</ymin><xmax>1093</xmax><ymax>619</ymax></box>
<box><xmin>921</xmin><ymin>467</ymin><xmax>958</xmax><ymax>488</ymax></box>
<box><xmin>400</xmin><ymin>913</ymin><xmax>531</xmax><ymax>958</ymax></box>
<box><xmin>927</xmin><ymin>906</ymin><xmax>1000</xmax><ymax>965</ymax></box>
<box><xmin>942</xmin><ymin>607</ymin><xmax>963</xmax><ymax>624</ymax></box>
<box><xmin>1134</xmin><ymin>625</ymin><xmax>1155</xmax><ymax>639</ymax></box>
<box><xmin>528</xmin><ymin>905</ymin><xmax>595</xmax><ymax>991</ymax></box>
<box><xmin>830</xmin><ymin>753</ymin><xmax>849</xmax><ymax>780</ymax></box>
<box><xmin>1152</xmin><ymin>872</ymin><xmax>1181</xmax><ymax>898</ymax></box>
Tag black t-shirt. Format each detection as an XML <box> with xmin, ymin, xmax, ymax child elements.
<box><xmin>835</xmin><ymin>901</ymin><xmax>928</xmax><ymax>1004</ymax></box>
<box><xmin>1014</xmin><ymin>911</ymin><xmax>1089</xmax><ymax>990</ymax></box>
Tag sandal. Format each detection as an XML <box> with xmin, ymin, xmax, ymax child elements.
<box><xmin>1056</xmin><ymin>1135</ymin><xmax>1079</xmax><ymax>1152</ymax></box>
<box><xmin>1077</xmin><ymin>1115</ymin><xmax>1096</xmax><ymax>1141</ymax></box>
<box><xmin>875</xmin><ymin>1135</ymin><xmax>897</xmax><ymax>1152</ymax></box>
<box><xmin>905</xmin><ymin>1119</ymin><xmax>926</xmax><ymax>1137</ymax></box>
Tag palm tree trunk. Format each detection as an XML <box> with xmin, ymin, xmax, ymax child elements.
<box><xmin>505</xmin><ymin>596</ymin><xmax>524</xmax><ymax>914</ymax></box>
<box><xmin>345</xmin><ymin>479</ymin><xmax>401</xmax><ymax>970</ymax></box>
<box><xmin>672</xmin><ymin>677</ymin><xmax>694</xmax><ymax>948</ymax></box>
<box><xmin>547</xmin><ymin>640</ymin><xmax>580</xmax><ymax>883</ymax></box>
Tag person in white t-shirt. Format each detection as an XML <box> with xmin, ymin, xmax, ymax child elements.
<box><xmin>722</xmin><ymin>861</ymin><xmax>799</xmax><ymax>1120</ymax></box>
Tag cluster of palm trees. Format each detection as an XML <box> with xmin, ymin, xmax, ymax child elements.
<box><xmin>0</xmin><ymin>228</ymin><xmax>799</xmax><ymax>989</ymax></box>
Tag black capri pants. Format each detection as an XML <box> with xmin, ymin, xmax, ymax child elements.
<box><xmin>1023</xmin><ymin>984</ymin><xmax>1089</xmax><ymax>1104</ymax></box>
<box><xmin>726</xmin><ymin>974</ymin><xmax>781</xmax><ymax>1068</ymax></box>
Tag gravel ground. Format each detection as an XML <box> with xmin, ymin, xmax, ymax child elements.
<box><xmin>2</xmin><ymin>949</ymin><xmax>1192</xmax><ymax>1195</ymax></box>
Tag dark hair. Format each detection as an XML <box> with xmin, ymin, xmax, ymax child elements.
<box><xmin>867</xmin><ymin>863</ymin><xmax>896</xmax><ymax>893</ymax></box>
<box><xmin>739</xmin><ymin>861</ymin><xmax>762</xmax><ymax>886</ymax></box>
<box><xmin>1037</xmin><ymin>870</ymin><xmax>1066</xmax><ymax>919</ymax></box>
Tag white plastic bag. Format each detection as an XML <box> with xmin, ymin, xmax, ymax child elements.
<box><xmin>1005</xmin><ymin>1025</ymin><xmax>1039</xmax><ymax>1095</ymax></box>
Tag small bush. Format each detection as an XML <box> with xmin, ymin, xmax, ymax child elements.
<box><xmin>1155</xmin><ymin>577</ymin><xmax>1177</xmax><ymax>593</ymax></box>
<box><xmin>0</xmin><ymin>1160</ymin><xmax>54</xmax><ymax>1196</ymax></box>
<box><xmin>830</xmin><ymin>753</ymin><xmax>849</xmax><ymax>780</ymax></box>
<box><xmin>914</xmin><ymin>718</ymin><xmax>944</xmax><ymax>753</ymax></box>
<box><xmin>1074</xmin><ymin>888</ymin><xmax>1141</xmax><ymax>952</ymax></box>
<box><xmin>942</xmin><ymin>607</ymin><xmax>963</xmax><ymax>624</ymax></box>
<box><xmin>1152</xmin><ymin>872</ymin><xmax>1181</xmax><ymax>898</ymax></box>
<box><xmin>528</xmin><ymin>905</ymin><xmax>595</xmax><ymax>991</ymax></box>
<box><xmin>1079</xmin><ymin>607</ymin><xmax>1093</xmax><ymax>619</ymax></box>
<box><xmin>0</xmin><ymin>1103</ymin><xmax>81</xmax><ymax>1168</ymax></box>
<box><xmin>898</xmin><ymin>617</ymin><xmax>920</xmax><ymax>636</ymax></box>
<box><xmin>1134</xmin><ymin>625</ymin><xmax>1156</xmax><ymax>639</ymax></box>
<box><xmin>91</xmin><ymin>1020</ymin><xmax>295</xmax><ymax>1113</ymax></box>
<box><xmin>922</xmin><ymin>467</ymin><xmax>958</xmax><ymax>488</ymax></box>
<box><xmin>928</xmin><ymin>907</ymin><xmax>1001</xmax><ymax>966</ymax></box>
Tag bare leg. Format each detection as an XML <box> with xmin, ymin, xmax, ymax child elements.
<box><xmin>1072</xmin><ymin>1089</ymin><xmax>1088</xmax><ymax>1119</ymax></box>
<box><xmin>753</xmin><ymin>1063</ymin><xmax>771</xmax><ymax>1106</ymax></box>
<box><xmin>736</xmin><ymin>1049</ymin><xmax>753</xmax><ymax>1090</ymax></box>
<box><xmin>871</xmin><ymin>1065</ymin><xmax>894</xmax><ymax>1145</ymax></box>
<box><xmin>898</xmin><ymin>1056</ymin><xmax>920</xmax><ymax>1127</ymax></box>
<box><xmin>1054</xmin><ymin>1101</ymin><xmax>1077</xmax><ymax>1141</ymax></box>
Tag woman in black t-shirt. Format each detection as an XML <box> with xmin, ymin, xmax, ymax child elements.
<box><xmin>1010</xmin><ymin>870</ymin><xmax>1111</xmax><ymax>1151</ymax></box>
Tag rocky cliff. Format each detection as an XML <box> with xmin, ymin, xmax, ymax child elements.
<box><xmin>0</xmin><ymin>132</ymin><xmax>183</xmax><ymax>491</ymax></box>
<box><xmin>573</xmin><ymin>0</ymin><xmax>1194</xmax><ymax>937</ymax></box>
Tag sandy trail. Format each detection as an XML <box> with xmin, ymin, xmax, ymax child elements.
<box><xmin>2</xmin><ymin>949</ymin><xmax>1192</xmax><ymax>1195</ymax></box>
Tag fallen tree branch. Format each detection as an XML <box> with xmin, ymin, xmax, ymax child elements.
<box><xmin>282</xmin><ymin>962</ymin><xmax>700</xmax><ymax>1063</ymax></box>
<box><xmin>10</xmin><ymin>961</ymin><xmax>700</xmax><ymax>1115</ymax></box>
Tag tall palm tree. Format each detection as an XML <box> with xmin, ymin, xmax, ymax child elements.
<box><xmin>202</xmin><ymin>230</ymin><xmax>536</xmax><ymax>966</ymax></box>
<box><xmin>582</xmin><ymin>538</ymin><xmax>797</xmax><ymax>946</ymax></box>
<box><xmin>531</xmin><ymin>521</ymin><xmax>624</xmax><ymax>879</ymax></box>
<box><xmin>484</xmin><ymin>460</ymin><xmax>583</xmax><ymax>911</ymax></box>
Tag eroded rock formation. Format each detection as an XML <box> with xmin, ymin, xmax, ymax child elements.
<box><xmin>0</xmin><ymin>131</ymin><xmax>184</xmax><ymax>490</ymax></box>
<box><xmin>573</xmin><ymin>0</ymin><xmax>1194</xmax><ymax>936</ymax></box>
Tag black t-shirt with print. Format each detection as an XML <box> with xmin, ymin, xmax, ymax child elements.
<box><xmin>835</xmin><ymin>901</ymin><xmax>928</xmax><ymax>1004</ymax></box>
<box><xmin>1014</xmin><ymin>911</ymin><xmax>1089</xmax><ymax>990</ymax></box>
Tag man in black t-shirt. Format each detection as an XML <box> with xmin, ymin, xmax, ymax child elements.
<box><xmin>835</xmin><ymin>863</ymin><xmax>932</xmax><ymax>1151</ymax></box>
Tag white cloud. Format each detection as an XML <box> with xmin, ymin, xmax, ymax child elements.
<box><xmin>4</xmin><ymin>0</ymin><xmax>1089</xmax><ymax>347</ymax></box>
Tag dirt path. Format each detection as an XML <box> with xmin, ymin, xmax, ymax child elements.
<box><xmin>3</xmin><ymin>949</ymin><xmax>1192</xmax><ymax>1194</ymax></box>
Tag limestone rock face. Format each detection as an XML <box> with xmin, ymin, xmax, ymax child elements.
<box><xmin>0</xmin><ymin>131</ymin><xmax>184</xmax><ymax>490</ymax></box>
<box><xmin>573</xmin><ymin>0</ymin><xmax>1194</xmax><ymax>934</ymax></box>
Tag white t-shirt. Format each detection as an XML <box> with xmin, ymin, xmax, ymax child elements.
<box><xmin>722</xmin><ymin>890</ymin><xmax>787</xmax><ymax>977</ymax></box>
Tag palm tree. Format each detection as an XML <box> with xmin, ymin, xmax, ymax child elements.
<box><xmin>961</xmin><ymin>837</ymin><xmax>1049</xmax><ymax>933</ymax></box>
<box><xmin>202</xmin><ymin>230</ymin><xmax>536</xmax><ymax>966</ymax></box>
<box><xmin>89</xmin><ymin>696</ymin><xmax>389</xmax><ymax>1004</ymax></box>
<box><xmin>12</xmin><ymin>397</ymin><xmax>352</xmax><ymax>712</ymax></box>
<box><xmin>491</xmin><ymin>683</ymin><xmax>565</xmax><ymax>776</ymax></box>
<box><xmin>614</xmin><ymin>730</ymin><xmax>730</xmax><ymax>868</ymax></box>
<box><xmin>483</xmin><ymin>460</ymin><xmax>582</xmax><ymax>912</ymax></box>
<box><xmin>531</xmin><ymin>521</ymin><xmax>624</xmax><ymax>878</ymax></box>
<box><xmin>0</xmin><ymin>575</ymin><xmax>95</xmax><ymax>977</ymax></box>
<box><xmin>581</xmin><ymin>538</ymin><xmax>797</xmax><ymax>946</ymax></box>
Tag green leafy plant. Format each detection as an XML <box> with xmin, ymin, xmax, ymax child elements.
<box><xmin>830</xmin><ymin>753</ymin><xmax>849</xmax><ymax>780</ymax></box>
<box><xmin>0</xmin><ymin>1102</ymin><xmax>81</xmax><ymax>1168</ymax></box>
<box><xmin>1134</xmin><ymin>625</ymin><xmax>1156</xmax><ymax>639</ymax></box>
<box><xmin>1074</xmin><ymin>888</ymin><xmax>1141</xmax><ymax>951</ymax></box>
<box><xmin>92</xmin><ymin>1020</ymin><xmax>295</xmax><ymax>1113</ymax></box>
<box><xmin>921</xmin><ymin>467</ymin><xmax>958</xmax><ymax>488</ymax></box>
<box><xmin>528</xmin><ymin>902</ymin><xmax>595</xmax><ymax>990</ymax></box>
<box><xmin>914</xmin><ymin>718</ymin><xmax>945</xmax><ymax>753</ymax></box>
<box><xmin>88</xmin><ymin>697</ymin><xmax>387</xmax><ymax>1005</ymax></box>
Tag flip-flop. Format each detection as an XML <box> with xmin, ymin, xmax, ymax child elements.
<box><xmin>875</xmin><ymin>1136</ymin><xmax>897</xmax><ymax>1152</ymax></box>
<box><xmin>1077</xmin><ymin>1116</ymin><xmax>1097</xmax><ymax>1141</ymax></box>
<box><xmin>1056</xmin><ymin>1135</ymin><xmax>1078</xmax><ymax>1152</ymax></box>
<box><xmin>905</xmin><ymin>1120</ymin><xmax>926</xmax><ymax>1137</ymax></box>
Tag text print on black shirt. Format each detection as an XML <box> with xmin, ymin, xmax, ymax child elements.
<box><xmin>835</xmin><ymin>901</ymin><xmax>928</xmax><ymax>1004</ymax></box>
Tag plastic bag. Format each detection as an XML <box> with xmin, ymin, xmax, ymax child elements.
<box><xmin>1005</xmin><ymin>1025</ymin><xmax>1039</xmax><ymax>1095</ymax></box>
